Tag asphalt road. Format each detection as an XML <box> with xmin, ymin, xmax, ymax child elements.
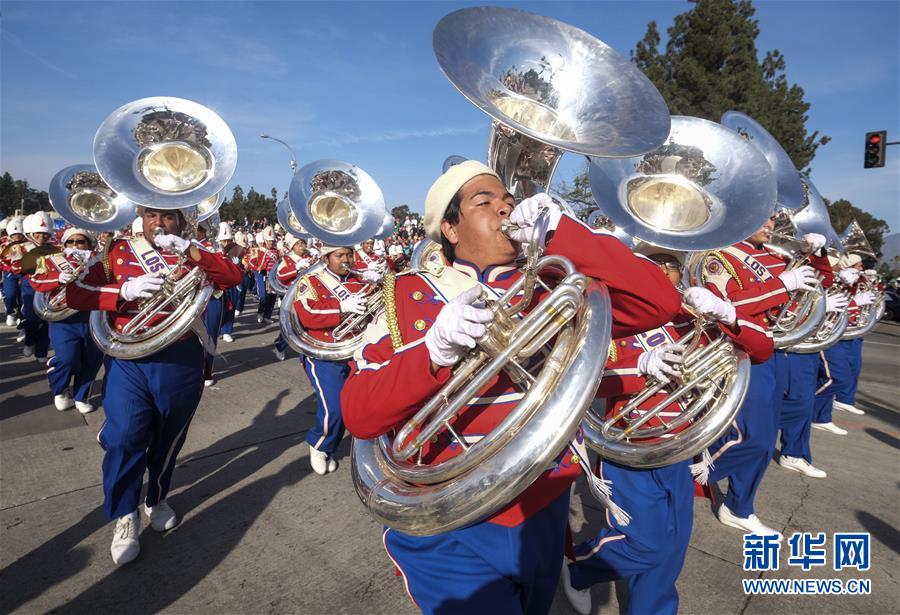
<box><xmin>1</xmin><ymin>309</ymin><xmax>897</xmax><ymax>614</ymax></box>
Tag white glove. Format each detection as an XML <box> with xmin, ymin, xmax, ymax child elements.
<box><xmin>64</xmin><ymin>248</ymin><xmax>92</xmax><ymax>261</ymax></box>
<box><xmin>799</xmin><ymin>233</ymin><xmax>826</xmax><ymax>253</ymax></box>
<box><xmin>838</xmin><ymin>268</ymin><xmax>860</xmax><ymax>285</ymax></box>
<box><xmin>637</xmin><ymin>343</ymin><xmax>684</xmax><ymax>384</ymax></box>
<box><xmin>505</xmin><ymin>193</ymin><xmax>563</xmax><ymax>245</ymax></box>
<box><xmin>854</xmin><ymin>291</ymin><xmax>875</xmax><ymax>307</ymax></box>
<box><xmin>864</xmin><ymin>269</ymin><xmax>878</xmax><ymax>282</ymax></box>
<box><xmin>58</xmin><ymin>271</ymin><xmax>75</xmax><ymax>285</ymax></box>
<box><xmin>682</xmin><ymin>287</ymin><xmax>737</xmax><ymax>325</ymax></box>
<box><xmin>360</xmin><ymin>268</ymin><xmax>383</xmax><ymax>284</ymax></box>
<box><xmin>779</xmin><ymin>265</ymin><xmax>818</xmax><ymax>292</ymax></box>
<box><xmin>424</xmin><ymin>286</ymin><xmax>494</xmax><ymax>367</ymax></box>
<box><xmin>339</xmin><ymin>294</ymin><xmax>366</xmax><ymax>315</ymax></box>
<box><xmin>154</xmin><ymin>234</ymin><xmax>191</xmax><ymax>253</ymax></box>
<box><xmin>120</xmin><ymin>274</ymin><xmax>163</xmax><ymax>302</ymax></box>
<box><xmin>825</xmin><ymin>293</ymin><xmax>849</xmax><ymax>313</ymax></box>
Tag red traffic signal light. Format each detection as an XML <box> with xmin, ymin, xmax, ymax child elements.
<box><xmin>864</xmin><ymin>130</ymin><xmax>886</xmax><ymax>168</ymax></box>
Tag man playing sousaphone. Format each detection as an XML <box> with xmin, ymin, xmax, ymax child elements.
<box><xmin>272</xmin><ymin>235</ymin><xmax>314</xmax><ymax>360</ymax></box>
<box><xmin>67</xmin><ymin>206</ymin><xmax>242</xmax><ymax>565</ymax></box>
<box><xmin>29</xmin><ymin>227</ymin><xmax>103</xmax><ymax>414</ymax></box>
<box><xmin>341</xmin><ymin>161</ymin><xmax>681</xmax><ymax>612</ymax></box>
<box><xmin>562</xmin><ymin>242</ymin><xmax>772</xmax><ymax>615</ymax></box>
<box><xmin>292</xmin><ymin>245</ymin><xmax>379</xmax><ymax>475</ymax></box>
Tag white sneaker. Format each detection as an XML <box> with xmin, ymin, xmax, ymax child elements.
<box><xmin>143</xmin><ymin>500</ymin><xmax>178</xmax><ymax>532</ymax></box>
<box><xmin>234</xmin><ymin>310</ymin><xmax>241</xmax><ymax>317</ymax></box>
<box><xmin>257</xmin><ymin>314</ymin><xmax>264</xmax><ymax>324</ymax></box>
<box><xmin>274</xmin><ymin>348</ymin><xmax>285</xmax><ymax>362</ymax></box>
<box><xmin>54</xmin><ymin>393</ymin><xmax>75</xmax><ymax>411</ymax></box>
<box><xmin>560</xmin><ymin>557</ymin><xmax>591</xmax><ymax>615</ymax></box>
<box><xmin>75</xmin><ymin>400</ymin><xmax>96</xmax><ymax>414</ymax></box>
<box><xmin>110</xmin><ymin>511</ymin><xmax>141</xmax><ymax>565</ymax></box>
<box><xmin>222</xmin><ymin>334</ymin><xmax>234</xmax><ymax>343</ymax></box>
<box><xmin>16</xmin><ymin>331</ymin><xmax>26</xmax><ymax>342</ymax></box>
<box><xmin>812</xmin><ymin>422</ymin><xmax>847</xmax><ymax>435</ymax></box>
<box><xmin>5</xmin><ymin>314</ymin><xmax>15</xmax><ymax>326</ymax></box>
<box><xmin>327</xmin><ymin>456</ymin><xmax>338</xmax><ymax>473</ymax></box>
<box><xmin>833</xmin><ymin>400</ymin><xmax>864</xmax><ymax>415</ymax></box>
<box><xmin>36</xmin><ymin>356</ymin><xmax>47</xmax><ymax>364</ymax></box>
<box><xmin>23</xmin><ymin>344</ymin><xmax>34</xmax><ymax>357</ymax></box>
<box><xmin>309</xmin><ymin>445</ymin><xmax>328</xmax><ymax>475</ymax></box>
<box><xmin>779</xmin><ymin>455</ymin><xmax>827</xmax><ymax>478</ymax></box>
<box><xmin>204</xmin><ymin>379</ymin><xmax>215</xmax><ymax>387</ymax></box>
<box><xmin>717</xmin><ymin>504</ymin><xmax>783</xmax><ymax>541</ymax></box>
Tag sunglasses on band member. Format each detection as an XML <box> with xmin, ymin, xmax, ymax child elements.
<box><xmin>65</xmin><ymin>239</ymin><xmax>89</xmax><ymax>246</ymax></box>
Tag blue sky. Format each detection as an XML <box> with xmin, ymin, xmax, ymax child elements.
<box><xmin>2</xmin><ymin>1</ymin><xmax>898</xmax><ymax>231</ymax></box>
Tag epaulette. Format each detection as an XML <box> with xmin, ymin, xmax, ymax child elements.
<box><xmin>702</xmin><ymin>250</ymin><xmax>743</xmax><ymax>290</ymax></box>
<box><xmin>381</xmin><ymin>271</ymin><xmax>404</xmax><ymax>349</ymax></box>
<box><xmin>296</xmin><ymin>275</ymin><xmax>318</xmax><ymax>301</ymax></box>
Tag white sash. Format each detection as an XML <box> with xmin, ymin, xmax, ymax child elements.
<box><xmin>46</xmin><ymin>253</ymin><xmax>76</xmax><ymax>276</ymax></box>
<box><xmin>631</xmin><ymin>324</ymin><xmax>678</xmax><ymax>352</ymax></box>
<box><xmin>722</xmin><ymin>245</ymin><xmax>776</xmax><ymax>282</ymax></box>
<box><xmin>315</xmin><ymin>268</ymin><xmax>354</xmax><ymax>301</ymax></box>
<box><xmin>129</xmin><ymin>237</ymin><xmax>174</xmax><ymax>276</ymax></box>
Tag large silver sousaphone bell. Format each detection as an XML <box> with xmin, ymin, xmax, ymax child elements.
<box><xmin>93</xmin><ymin>97</ymin><xmax>237</xmax><ymax>209</ymax></box>
<box><xmin>49</xmin><ymin>164</ymin><xmax>138</xmax><ymax>233</ymax></box>
<box><xmin>433</xmin><ymin>6</ymin><xmax>671</xmax><ymax>199</ymax></box>
<box><xmin>277</xmin><ymin>197</ymin><xmax>312</xmax><ymax>240</ymax></box>
<box><xmin>288</xmin><ymin>160</ymin><xmax>385</xmax><ymax>247</ymax></box>
<box><xmin>589</xmin><ymin>116</ymin><xmax>777</xmax><ymax>251</ymax></box>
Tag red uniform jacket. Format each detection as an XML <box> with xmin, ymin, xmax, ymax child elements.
<box><xmin>1</xmin><ymin>240</ymin><xmax>35</xmax><ymax>275</ymax></box>
<box><xmin>355</xmin><ymin>248</ymin><xmax>394</xmax><ymax>273</ymax></box>
<box><xmin>256</xmin><ymin>247</ymin><xmax>279</xmax><ymax>273</ymax></box>
<box><xmin>293</xmin><ymin>266</ymin><xmax>368</xmax><ymax>343</ymax></box>
<box><xmin>66</xmin><ymin>238</ymin><xmax>242</xmax><ymax>335</ymax></box>
<box><xmin>276</xmin><ymin>253</ymin><xmax>314</xmax><ymax>286</ymax></box>
<box><xmin>29</xmin><ymin>251</ymin><xmax>92</xmax><ymax>296</ymax></box>
<box><xmin>596</xmin><ymin>306</ymin><xmax>773</xmax><ymax>439</ymax></box>
<box><xmin>700</xmin><ymin>241</ymin><xmax>833</xmax><ymax>329</ymax></box>
<box><xmin>341</xmin><ymin>216</ymin><xmax>681</xmax><ymax>527</ymax></box>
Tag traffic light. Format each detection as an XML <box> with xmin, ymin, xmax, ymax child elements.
<box><xmin>864</xmin><ymin>130</ymin><xmax>886</xmax><ymax>168</ymax></box>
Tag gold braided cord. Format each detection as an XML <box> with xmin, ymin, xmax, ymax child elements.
<box><xmin>608</xmin><ymin>339</ymin><xmax>618</xmax><ymax>363</ymax></box>
<box><xmin>703</xmin><ymin>250</ymin><xmax>743</xmax><ymax>290</ymax></box>
<box><xmin>382</xmin><ymin>272</ymin><xmax>403</xmax><ymax>349</ymax></box>
<box><xmin>102</xmin><ymin>239</ymin><xmax>117</xmax><ymax>282</ymax></box>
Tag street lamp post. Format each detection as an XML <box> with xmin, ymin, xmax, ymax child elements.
<box><xmin>259</xmin><ymin>134</ymin><xmax>298</xmax><ymax>174</ymax></box>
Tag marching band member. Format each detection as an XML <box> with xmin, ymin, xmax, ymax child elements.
<box><xmin>2</xmin><ymin>217</ymin><xmax>25</xmax><ymax>327</ymax></box>
<box><xmin>242</xmin><ymin>232</ymin><xmax>258</xmax><ymax>302</ymax></box>
<box><xmin>810</xmin><ymin>264</ymin><xmax>853</xmax><ymax>436</ymax></box>
<box><xmin>273</xmin><ymin>235</ymin><xmax>313</xmax><ymax>360</ymax></box>
<box><xmin>563</xmin><ymin>244</ymin><xmax>772</xmax><ymax>615</ymax></box>
<box><xmin>355</xmin><ymin>238</ymin><xmax>393</xmax><ymax>273</ymax></box>
<box><xmin>217</xmin><ymin>222</ymin><xmax>242</xmax><ymax>343</ymax></box>
<box><xmin>67</xmin><ymin>206</ymin><xmax>242</xmax><ymax>565</ymax></box>
<box><xmin>698</xmin><ymin>216</ymin><xmax>822</xmax><ymax>539</ymax></box>
<box><xmin>341</xmin><ymin>161</ymin><xmax>680</xmax><ymax>612</ymax></box>
<box><xmin>130</xmin><ymin>216</ymin><xmax>144</xmax><ymax>239</ymax></box>
<box><xmin>29</xmin><ymin>227</ymin><xmax>103</xmax><ymax>413</ymax></box>
<box><xmin>233</xmin><ymin>230</ymin><xmax>249</xmax><ymax>316</ymax></box>
<box><xmin>775</xmin><ymin>233</ymin><xmax>835</xmax><ymax>479</ymax></box>
<box><xmin>254</xmin><ymin>227</ymin><xmax>279</xmax><ymax>324</ymax></box>
<box><xmin>293</xmin><ymin>245</ymin><xmax>375</xmax><ymax>474</ymax></box>
<box><xmin>197</xmin><ymin>221</ymin><xmax>223</xmax><ymax>386</ymax></box>
<box><xmin>19</xmin><ymin>212</ymin><xmax>55</xmax><ymax>362</ymax></box>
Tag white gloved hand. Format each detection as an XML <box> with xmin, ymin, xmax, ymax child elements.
<box><xmin>63</xmin><ymin>247</ymin><xmax>93</xmax><ymax>261</ymax></box>
<box><xmin>838</xmin><ymin>268</ymin><xmax>861</xmax><ymax>285</ymax></box>
<box><xmin>120</xmin><ymin>274</ymin><xmax>163</xmax><ymax>302</ymax></box>
<box><xmin>637</xmin><ymin>343</ymin><xmax>685</xmax><ymax>384</ymax></box>
<box><xmin>58</xmin><ymin>271</ymin><xmax>75</xmax><ymax>285</ymax></box>
<box><xmin>505</xmin><ymin>193</ymin><xmax>563</xmax><ymax>245</ymax></box>
<box><xmin>360</xmin><ymin>268</ymin><xmax>383</xmax><ymax>284</ymax></box>
<box><xmin>779</xmin><ymin>265</ymin><xmax>818</xmax><ymax>292</ymax></box>
<box><xmin>682</xmin><ymin>286</ymin><xmax>737</xmax><ymax>324</ymax></box>
<box><xmin>825</xmin><ymin>293</ymin><xmax>849</xmax><ymax>313</ymax></box>
<box><xmin>339</xmin><ymin>294</ymin><xmax>366</xmax><ymax>315</ymax></box>
<box><xmin>854</xmin><ymin>291</ymin><xmax>875</xmax><ymax>307</ymax></box>
<box><xmin>424</xmin><ymin>286</ymin><xmax>494</xmax><ymax>367</ymax></box>
<box><xmin>799</xmin><ymin>233</ymin><xmax>826</xmax><ymax>253</ymax></box>
<box><xmin>154</xmin><ymin>234</ymin><xmax>191</xmax><ymax>253</ymax></box>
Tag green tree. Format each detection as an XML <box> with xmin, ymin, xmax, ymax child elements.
<box><xmin>391</xmin><ymin>205</ymin><xmax>420</xmax><ymax>222</ymax></box>
<box><xmin>825</xmin><ymin>198</ymin><xmax>890</xmax><ymax>255</ymax></box>
<box><xmin>632</xmin><ymin>0</ymin><xmax>828</xmax><ymax>171</ymax></box>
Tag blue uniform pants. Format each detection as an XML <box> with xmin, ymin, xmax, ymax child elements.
<box><xmin>707</xmin><ymin>353</ymin><xmax>788</xmax><ymax>518</ymax></box>
<box><xmin>274</xmin><ymin>334</ymin><xmax>288</xmax><ymax>353</ymax></box>
<box><xmin>569</xmin><ymin>460</ymin><xmax>693</xmax><ymax>615</ymax></box>
<box><xmin>302</xmin><ymin>357</ymin><xmax>348</xmax><ymax>454</ymax></box>
<box><xmin>98</xmin><ymin>338</ymin><xmax>204</xmax><ymax>520</ymax></box>
<box><xmin>235</xmin><ymin>272</ymin><xmax>250</xmax><ymax>313</ymax></box>
<box><xmin>20</xmin><ymin>278</ymin><xmax>50</xmax><ymax>358</ymax></box>
<box><xmin>255</xmin><ymin>271</ymin><xmax>276</xmax><ymax>319</ymax></box>
<box><xmin>384</xmin><ymin>492</ymin><xmax>569</xmax><ymax>614</ymax></box>
<box><xmin>220</xmin><ymin>286</ymin><xmax>239</xmax><ymax>335</ymax></box>
<box><xmin>203</xmin><ymin>295</ymin><xmax>224</xmax><ymax>379</ymax></box>
<box><xmin>844</xmin><ymin>338</ymin><xmax>863</xmax><ymax>405</ymax></box>
<box><xmin>3</xmin><ymin>271</ymin><xmax>22</xmax><ymax>317</ymax></box>
<box><xmin>813</xmin><ymin>340</ymin><xmax>860</xmax><ymax>422</ymax></box>
<box><xmin>47</xmin><ymin>313</ymin><xmax>103</xmax><ymax>401</ymax></box>
<box><xmin>778</xmin><ymin>352</ymin><xmax>820</xmax><ymax>462</ymax></box>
